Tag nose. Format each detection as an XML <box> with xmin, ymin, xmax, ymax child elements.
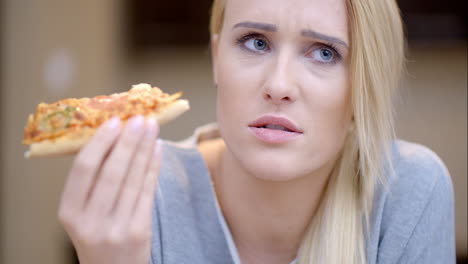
<box><xmin>262</xmin><ymin>54</ymin><xmax>298</xmax><ymax>105</ymax></box>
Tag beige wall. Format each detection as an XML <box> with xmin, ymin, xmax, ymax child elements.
<box><xmin>395</xmin><ymin>43</ymin><xmax>467</xmax><ymax>255</ymax></box>
<box><xmin>1</xmin><ymin>2</ymin><xmax>466</xmax><ymax>264</ymax></box>
<box><xmin>1</xmin><ymin>0</ymin><xmax>123</xmax><ymax>263</ymax></box>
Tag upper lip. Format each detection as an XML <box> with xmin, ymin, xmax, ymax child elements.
<box><xmin>248</xmin><ymin>115</ymin><xmax>303</xmax><ymax>133</ymax></box>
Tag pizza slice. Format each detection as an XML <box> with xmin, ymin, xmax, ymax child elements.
<box><xmin>22</xmin><ymin>83</ymin><xmax>189</xmax><ymax>158</ymax></box>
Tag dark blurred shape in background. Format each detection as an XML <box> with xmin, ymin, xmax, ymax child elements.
<box><xmin>125</xmin><ymin>0</ymin><xmax>467</xmax><ymax>51</ymax></box>
<box><xmin>398</xmin><ymin>0</ymin><xmax>466</xmax><ymax>42</ymax></box>
<box><xmin>0</xmin><ymin>0</ymin><xmax>466</xmax><ymax>263</ymax></box>
<box><xmin>127</xmin><ymin>0</ymin><xmax>213</xmax><ymax>49</ymax></box>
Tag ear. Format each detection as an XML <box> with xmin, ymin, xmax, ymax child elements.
<box><xmin>211</xmin><ymin>34</ymin><xmax>219</xmax><ymax>85</ymax></box>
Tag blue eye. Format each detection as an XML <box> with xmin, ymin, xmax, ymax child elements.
<box><xmin>312</xmin><ymin>48</ymin><xmax>335</xmax><ymax>62</ymax></box>
<box><xmin>245</xmin><ymin>38</ymin><xmax>268</xmax><ymax>52</ymax></box>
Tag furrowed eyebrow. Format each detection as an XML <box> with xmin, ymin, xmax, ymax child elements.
<box><xmin>301</xmin><ymin>29</ymin><xmax>348</xmax><ymax>48</ymax></box>
<box><xmin>232</xmin><ymin>21</ymin><xmax>277</xmax><ymax>32</ymax></box>
<box><xmin>232</xmin><ymin>22</ymin><xmax>348</xmax><ymax>48</ymax></box>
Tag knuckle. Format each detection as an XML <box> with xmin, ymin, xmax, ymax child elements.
<box><xmin>128</xmin><ymin>225</ymin><xmax>151</xmax><ymax>243</ymax></box>
<box><xmin>57</xmin><ymin>209</ymin><xmax>82</xmax><ymax>235</ymax></box>
<box><xmin>105</xmin><ymin>229</ymin><xmax>125</xmax><ymax>246</ymax></box>
<box><xmin>57</xmin><ymin>208</ymin><xmax>74</xmax><ymax>226</ymax></box>
<box><xmin>73</xmin><ymin>226</ymin><xmax>89</xmax><ymax>242</ymax></box>
<box><xmin>75</xmin><ymin>227</ymin><xmax>100</xmax><ymax>246</ymax></box>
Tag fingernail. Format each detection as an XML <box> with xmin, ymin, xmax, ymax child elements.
<box><xmin>146</xmin><ymin>118</ymin><xmax>157</xmax><ymax>135</ymax></box>
<box><xmin>105</xmin><ymin>117</ymin><xmax>121</xmax><ymax>129</ymax></box>
<box><xmin>128</xmin><ymin>115</ymin><xmax>144</xmax><ymax>131</ymax></box>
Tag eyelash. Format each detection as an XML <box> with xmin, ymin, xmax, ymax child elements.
<box><xmin>236</xmin><ymin>32</ymin><xmax>269</xmax><ymax>52</ymax></box>
<box><xmin>235</xmin><ymin>32</ymin><xmax>343</xmax><ymax>64</ymax></box>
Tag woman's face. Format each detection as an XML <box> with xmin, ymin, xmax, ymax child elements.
<box><xmin>213</xmin><ymin>0</ymin><xmax>353</xmax><ymax>181</ymax></box>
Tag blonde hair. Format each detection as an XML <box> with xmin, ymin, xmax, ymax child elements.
<box><xmin>210</xmin><ymin>0</ymin><xmax>405</xmax><ymax>263</ymax></box>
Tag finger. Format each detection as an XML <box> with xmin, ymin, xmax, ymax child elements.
<box><xmin>60</xmin><ymin>117</ymin><xmax>122</xmax><ymax>213</ymax></box>
<box><xmin>132</xmin><ymin>141</ymin><xmax>161</xmax><ymax>229</ymax></box>
<box><xmin>113</xmin><ymin>118</ymin><xmax>159</xmax><ymax>220</ymax></box>
<box><xmin>86</xmin><ymin>115</ymin><xmax>146</xmax><ymax>216</ymax></box>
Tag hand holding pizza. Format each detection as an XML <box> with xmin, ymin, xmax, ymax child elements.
<box><xmin>58</xmin><ymin>115</ymin><xmax>160</xmax><ymax>264</ymax></box>
<box><xmin>22</xmin><ymin>83</ymin><xmax>189</xmax><ymax>158</ymax></box>
<box><xmin>22</xmin><ymin>83</ymin><xmax>189</xmax><ymax>263</ymax></box>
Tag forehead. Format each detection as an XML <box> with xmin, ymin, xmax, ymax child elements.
<box><xmin>223</xmin><ymin>0</ymin><xmax>348</xmax><ymax>39</ymax></box>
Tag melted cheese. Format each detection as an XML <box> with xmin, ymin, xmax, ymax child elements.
<box><xmin>23</xmin><ymin>84</ymin><xmax>180</xmax><ymax>144</ymax></box>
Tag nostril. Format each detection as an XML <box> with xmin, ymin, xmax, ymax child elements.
<box><xmin>263</xmin><ymin>92</ymin><xmax>294</xmax><ymax>104</ymax></box>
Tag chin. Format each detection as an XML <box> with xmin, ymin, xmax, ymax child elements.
<box><xmin>239</xmin><ymin>153</ymin><xmax>310</xmax><ymax>182</ymax></box>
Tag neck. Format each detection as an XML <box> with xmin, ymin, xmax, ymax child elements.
<box><xmin>212</xmin><ymin>142</ymin><xmax>332</xmax><ymax>263</ymax></box>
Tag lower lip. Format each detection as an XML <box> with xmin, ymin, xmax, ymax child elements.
<box><xmin>248</xmin><ymin>127</ymin><xmax>302</xmax><ymax>144</ymax></box>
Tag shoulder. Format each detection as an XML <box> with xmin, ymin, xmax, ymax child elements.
<box><xmin>391</xmin><ymin>139</ymin><xmax>450</xmax><ymax>179</ymax></box>
<box><xmin>156</xmin><ymin>123</ymin><xmax>221</xmax><ymax>187</ymax></box>
<box><xmin>157</xmin><ymin>139</ymin><xmax>208</xmax><ymax>188</ymax></box>
<box><xmin>378</xmin><ymin>139</ymin><xmax>454</xmax><ymax>222</ymax></box>
<box><xmin>387</xmin><ymin>139</ymin><xmax>453</xmax><ymax>201</ymax></box>
<box><xmin>382</xmin><ymin>139</ymin><xmax>454</xmax><ymax>223</ymax></box>
<box><xmin>152</xmin><ymin>140</ymin><xmax>233</xmax><ymax>263</ymax></box>
<box><xmin>369</xmin><ymin>140</ymin><xmax>456</xmax><ymax>263</ymax></box>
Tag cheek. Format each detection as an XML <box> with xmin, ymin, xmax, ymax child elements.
<box><xmin>215</xmin><ymin>54</ymin><xmax>262</xmax><ymax>124</ymax></box>
<box><xmin>302</xmin><ymin>67</ymin><xmax>352</xmax><ymax>125</ymax></box>
<box><xmin>300</xmin><ymin>70</ymin><xmax>353</xmax><ymax>155</ymax></box>
<box><xmin>216</xmin><ymin>63</ymin><xmax>245</xmax><ymax>139</ymax></box>
<box><xmin>317</xmin><ymin>87</ymin><xmax>351</xmax><ymax>125</ymax></box>
<box><xmin>216</xmin><ymin>64</ymin><xmax>243</xmax><ymax>125</ymax></box>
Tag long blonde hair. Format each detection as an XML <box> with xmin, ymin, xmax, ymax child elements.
<box><xmin>210</xmin><ymin>0</ymin><xmax>405</xmax><ymax>263</ymax></box>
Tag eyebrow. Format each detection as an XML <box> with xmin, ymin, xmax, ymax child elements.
<box><xmin>301</xmin><ymin>29</ymin><xmax>348</xmax><ymax>48</ymax></box>
<box><xmin>232</xmin><ymin>21</ymin><xmax>348</xmax><ymax>49</ymax></box>
<box><xmin>232</xmin><ymin>21</ymin><xmax>277</xmax><ymax>32</ymax></box>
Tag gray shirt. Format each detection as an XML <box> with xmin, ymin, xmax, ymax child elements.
<box><xmin>150</xmin><ymin>125</ymin><xmax>456</xmax><ymax>264</ymax></box>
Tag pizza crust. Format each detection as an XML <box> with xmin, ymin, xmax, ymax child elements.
<box><xmin>25</xmin><ymin>128</ymin><xmax>95</xmax><ymax>158</ymax></box>
<box><xmin>152</xmin><ymin>99</ymin><xmax>190</xmax><ymax>125</ymax></box>
<box><xmin>25</xmin><ymin>99</ymin><xmax>190</xmax><ymax>158</ymax></box>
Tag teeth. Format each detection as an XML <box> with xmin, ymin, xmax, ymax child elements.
<box><xmin>264</xmin><ymin>124</ymin><xmax>288</xmax><ymax>131</ymax></box>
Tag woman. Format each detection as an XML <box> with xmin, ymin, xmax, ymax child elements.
<box><xmin>57</xmin><ymin>0</ymin><xmax>456</xmax><ymax>263</ymax></box>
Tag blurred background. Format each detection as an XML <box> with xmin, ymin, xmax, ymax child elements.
<box><xmin>0</xmin><ymin>0</ymin><xmax>466</xmax><ymax>263</ymax></box>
